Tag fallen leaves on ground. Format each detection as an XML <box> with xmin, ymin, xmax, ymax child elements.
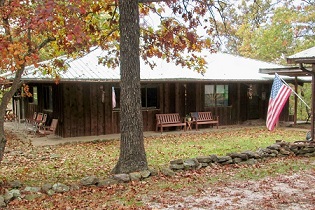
<box><xmin>2</xmin><ymin>125</ymin><xmax>315</xmax><ymax>209</ymax></box>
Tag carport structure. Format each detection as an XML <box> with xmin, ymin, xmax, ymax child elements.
<box><xmin>260</xmin><ymin>46</ymin><xmax>315</xmax><ymax>140</ymax></box>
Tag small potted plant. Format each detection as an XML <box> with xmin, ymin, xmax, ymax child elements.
<box><xmin>186</xmin><ymin>114</ymin><xmax>191</xmax><ymax>122</ymax></box>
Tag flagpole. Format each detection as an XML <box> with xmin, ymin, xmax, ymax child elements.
<box><xmin>276</xmin><ymin>73</ymin><xmax>310</xmax><ymax>109</ymax></box>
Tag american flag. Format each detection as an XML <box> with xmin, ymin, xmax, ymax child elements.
<box><xmin>266</xmin><ymin>73</ymin><xmax>292</xmax><ymax>131</ymax></box>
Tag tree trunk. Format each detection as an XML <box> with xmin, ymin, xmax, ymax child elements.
<box><xmin>0</xmin><ymin>116</ymin><xmax>7</xmax><ymax>164</ymax></box>
<box><xmin>112</xmin><ymin>0</ymin><xmax>148</xmax><ymax>174</ymax></box>
<box><xmin>0</xmin><ymin>68</ymin><xmax>24</xmax><ymax>163</ymax></box>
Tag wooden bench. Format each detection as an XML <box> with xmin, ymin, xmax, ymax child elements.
<box><xmin>190</xmin><ymin>112</ymin><xmax>219</xmax><ymax>131</ymax></box>
<box><xmin>156</xmin><ymin>113</ymin><xmax>186</xmax><ymax>133</ymax></box>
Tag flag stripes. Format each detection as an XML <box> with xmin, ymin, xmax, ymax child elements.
<box><xmin>266</xmin><ymin>73</ymin><xmax>292</xmax><ymax>131</ymax></box>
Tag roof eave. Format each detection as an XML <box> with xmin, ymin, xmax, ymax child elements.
<box><xmin>259</xmin><ymin>66</ymin><xmax>313</xmax><ymax>77</ymax></box>
<box><xmin>287</xmin><ymin>57</ymin><xmax>315</xmax><ymax>64</ymax></box>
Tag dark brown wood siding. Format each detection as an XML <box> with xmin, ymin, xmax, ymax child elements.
<box><xmin>62</xmin><ymin>83</ymin><xmax>112</xmax><ymax>137</ymax></box>
<box><xmin>21</xmin><ymin>81</ymin><xmax>290</xmax><ymax>138</ymax></box>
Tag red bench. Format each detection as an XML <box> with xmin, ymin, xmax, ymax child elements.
<box><xmin>156</xmin><ymin>113</ymin><xmax>186</xmax><ymax>133</ymax></box>
<box><xmin>190</xmin><ymin>112</ymin><xmax>219</xmax><ymax>130</ymax></box>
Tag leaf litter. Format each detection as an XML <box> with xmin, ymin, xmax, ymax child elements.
<box><xmin>144</xmin><ymin>166</ymin><xmax>315</xmax><ymax>210</ymax></box>
<box><xmin>2</xmin><ymin>125</ymin><xmax>315</xmax><ymax>209</ymax></box>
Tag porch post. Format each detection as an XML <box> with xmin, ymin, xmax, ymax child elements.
<box><xmin>237</xmin><ymin>83</ymin><xmax>240</xmax><ymax>123</ymax></box>
<box><xmin>312</xmin><ymin>64</ymin><xmax>315</xmax><ymax>140</ymax></box>
<box><xmin>294</xmin><ymin>77</ymin><xmax>298</xmax><ymax>125</ymax></box>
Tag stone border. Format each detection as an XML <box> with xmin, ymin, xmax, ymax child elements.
<box><xmin>1</xmin><ymin>140</ymin><xmax>314</xmax><ymax>207</ymax></box>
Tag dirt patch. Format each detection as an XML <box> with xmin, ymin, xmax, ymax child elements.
<box><xmin>145</xmin><ymin>169</ymin><xmax>315</xmax><ymax>210</ymax></box>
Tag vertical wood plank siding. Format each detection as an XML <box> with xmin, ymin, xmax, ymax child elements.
<box><xmin>22</xmin><ymin>82</ymin><xmax>289</xmax><ymax>138</ymax></box>
<box><xmin>186</xmin><ymin>83</ymin><xmax>197</xmax><ymax>115</ymax></box>
<box><xmin>97</xmin><ymin>85</ymin><xmax>105</xmax><ymax>136</ymax></box>
<box><xmin>90</xmin><ymin>85</ymin><xmax>98</xmax><ymax>136</ymax></box>
<box><xmin>104</xmin><ymin>85</ymin><xmax>112</xmax><ymax>134</ymax></box>
<box><xmin>83</xmin><ymin>85</ymin><xmax>91</xmax><ymax>136</ymax></box>
<box><xmin>77</xmin><ymin>84</ymin><xmax>85</xmax><ymax>136</ymax></box>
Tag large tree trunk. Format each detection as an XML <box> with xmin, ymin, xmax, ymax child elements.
<box><xmin>112</xmin><ymin>0</ymin><xmax>148</xmax><ymax>174</ymax></box>
<box><xmin>0</xmin><ymin>68</ymin><xmax>24</xmax><ymax>163</ymax></box>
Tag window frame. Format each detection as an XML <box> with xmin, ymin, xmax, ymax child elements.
<box><xmin>141</xmin><ymin>85</ymin><xmax>159</xmax><ymax>109</ymax></box>
<box><xmin>204</xmin><ymin>84</ymin><xmax>229</xmax><ymax>107</ymax></box>
<box><xmin>29</xmin><ymin>86</ymin><xmax>38</xmax><ymax>105</ymax></box>
<box><xmin>43</xmin><ymin>85</ymin><xmax>53</xmax><ymax>112</ymax></box>
<box><xmin>112</xmin><ymin>85</ymin><xmax>159</xmax><ymax>110</ymax></box>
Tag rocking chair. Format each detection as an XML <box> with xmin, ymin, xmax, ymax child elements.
<box><xmin>38</xmin><ymin>119</ymin><xmax>58</xmax><ymax>137</ymax></box>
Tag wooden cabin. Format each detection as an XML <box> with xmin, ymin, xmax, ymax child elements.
<box><xmin>9</xmin><ymin>48</ymin><xmax>306</xmax><ymax>138</ymax></box>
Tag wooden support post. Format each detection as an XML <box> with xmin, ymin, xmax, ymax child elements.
<box><xmin>237</xmin><ymin>83</ymin><xmax>240</xmax><ymax>124</ymax></box>
<box><xmin>312</xmin><ymin>65</ymin><xmax>315</xmax><ymax>140</ymax></box>
<box><xmin>294</xmin><ymin>77</ymin><xmax>298</xmax><ymax>125</ymax></box>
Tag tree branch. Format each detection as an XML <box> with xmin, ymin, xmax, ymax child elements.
<box><xmin>36</xmin><ymin>37</ymin><xmax>56</xmax><ymax>51</ymax></box>
<box><xmin>139</xmin><ymin>0</ymin><xmax>165</xmax><ymax>3</ymax></box>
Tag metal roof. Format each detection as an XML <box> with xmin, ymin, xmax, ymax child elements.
<box><xmin>2</xmin><ymin>47</ymin><xmax>306</xmax><ymax>83</ymax></box>
<box><xmin>200</xmin><ymin>52</ymin><xmax>281</xmax><ymax>81</ymax></box>
<box><xmin>287</xmin><ymin>46</ymin><xmax>315</xmax><ymax>64</ymax></box>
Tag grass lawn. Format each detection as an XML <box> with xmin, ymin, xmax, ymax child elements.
<box><xmin>2</xmin><ymin>126</ymin><xmax>315</xmax><ymax>209</ymax></box>
<box><xmin>1</xmin><ymin>126</ymin><xmax>309</xmax><ymax>186</ymax></box>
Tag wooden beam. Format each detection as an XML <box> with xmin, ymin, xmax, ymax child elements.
<box><xmin>259</xmin><ymin>67</ymin><xmax>313</xmax><ymax>77</ymax></box>
<box><xmin>288</xmin><ymin>58</ymin><xmax>315</xmax><ymax>64</ymax></box>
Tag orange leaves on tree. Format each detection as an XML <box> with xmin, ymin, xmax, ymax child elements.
<box><xmin>1</xmin><ymin>43</ymin><xmax>28</xmax><ymax>71</ymax></box>
<box><xmin>0</xmin><ymin>0</ymin><xmax>220</xmax><ymax>80</ymax></box>
<box><xmin>0</xmin><ymin>0</ymin><xmax>104</xmax><ymax>78</ymax></box>
<box><xmin>186</xmin><ymin>32</ymin><xmax>196</xmax><ymax>46</ymax></box>
<box><xmin>22</xmin><ymin>84</ymin><xmax>32</xmax><ymax>97</ymax></box>
<box><xmin>139</xmin><ymin>4</ymin><xmax>151</xmax><ymax>16</ymax></box>
<box><xmin>140</xmin><ymin>12</ymin><xmax>211</xmax><ymax>73</ymax></box>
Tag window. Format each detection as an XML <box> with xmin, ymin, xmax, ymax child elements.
<box><xmin>141</xmin><ymin>87</ymin><xmax>158</xmax><ymax>108</ymax></box>
<box><xmin>43</xmin><ymin>86</ymin><xmax>53</xmax><ymax>111</ymax></box>
<box><xmin>29</xmin><ymin>86</ymin><xmax>38</xmax><ymax>105</ymax></box>
<box><xmin>113</xmin><ymin>87</ymin><xmax>120</xmax><ymax>108</ymax></box>
<box><xmin>113</xmin><ymin>86</ymin><xmax>158</xmax><ymax>109</ymax></box>
<box><xmin>205</xmin><ymin>84</ymin><xmax>229</xmax><ymax>107</ymax></box>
